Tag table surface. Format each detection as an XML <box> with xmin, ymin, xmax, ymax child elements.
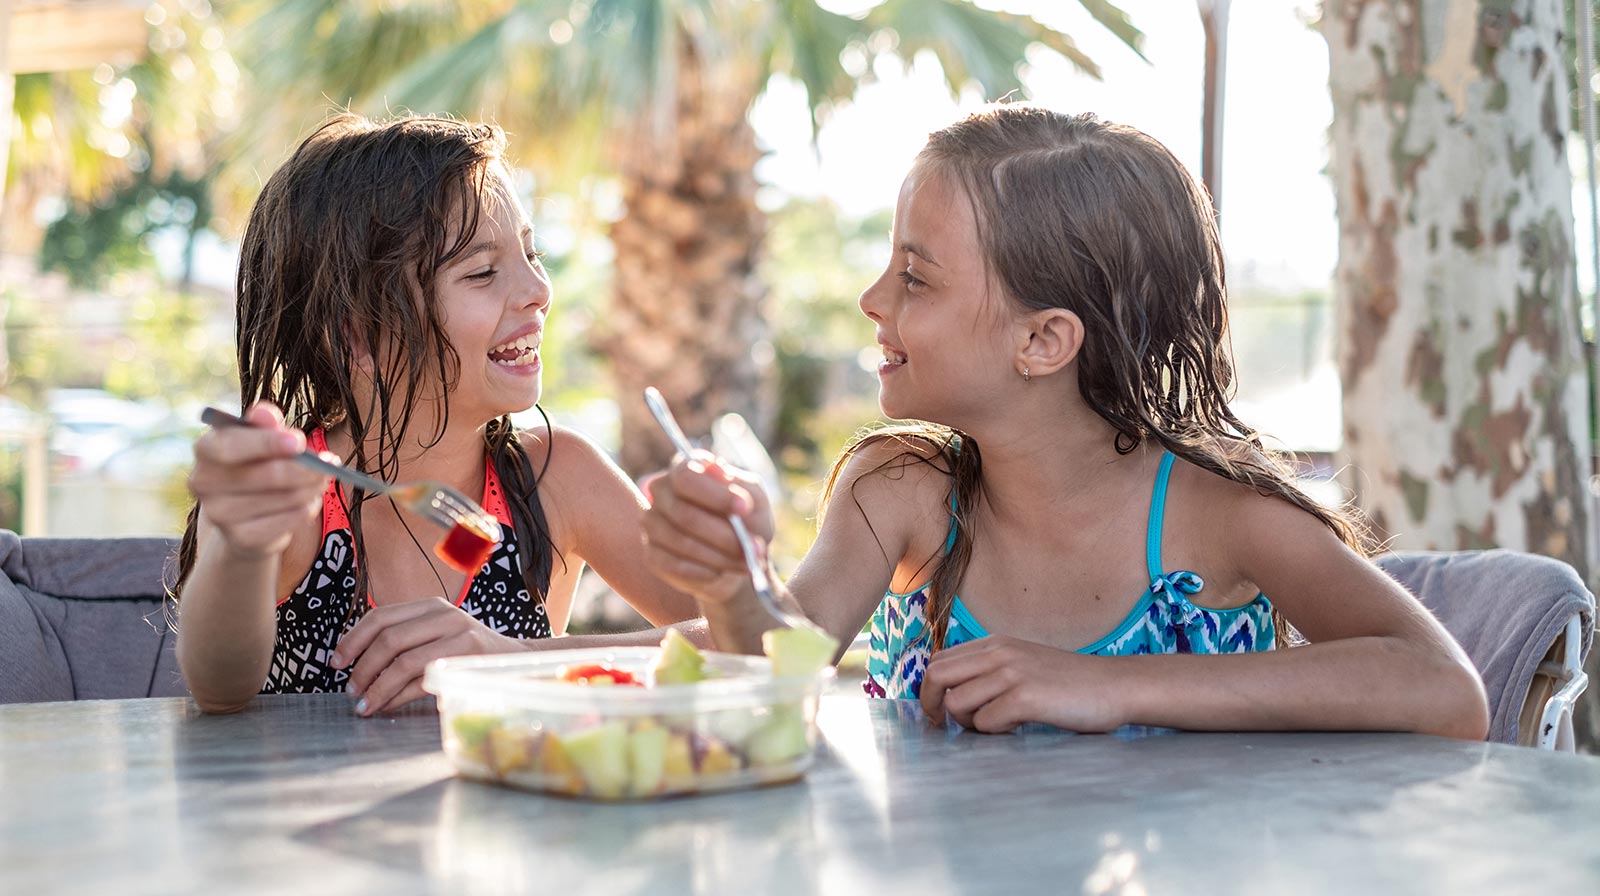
<box><xmin>3</xmin><ymin>694</ymin><xmax>1599</xmax><ymax>895</ymax></box>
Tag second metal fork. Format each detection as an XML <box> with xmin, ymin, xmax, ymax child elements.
<box><xmin>642</xmin><ymin>388</ymin><xmax>825</xmax><ymax>635</ymax></box>
<box><xmin>199</xmin><ymin>407</ymin><xmax>498</xmax><ymax>536</ymax></box>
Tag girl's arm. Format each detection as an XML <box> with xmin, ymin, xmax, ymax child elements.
<box><xmin>534</xmin><ymin>426</ymin><xmax>702</xmax><ymax>628</ymax></box>
<box><xmin>921</xmin><ymin>483</ymin><xmax>1490</xmax><ymax>739</ymax></box>
<box><xmin>176</xmin><ymin>404</ymin><xmax>326</xmax><ymax>713</ymax></box>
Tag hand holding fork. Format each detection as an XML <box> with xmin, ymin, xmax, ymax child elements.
<box><xmin>642</xmin><ymin>388</ymin><xmax>824</xmax><ymax>635</ymax></box>
<box><xmin>199</xmin><ymin>407</ymin><xmax>501</xmax><ymax>573</ymax></box>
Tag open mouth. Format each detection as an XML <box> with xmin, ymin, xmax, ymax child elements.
<box><xmin>879</xmin><ymin>344</ymin><xmax>907</xmax><ymax>371</ymax></box>
<box><xmin>489</xmin><ymin>334</ymin><xmax>540</xmax><ymax>368</ymax></box>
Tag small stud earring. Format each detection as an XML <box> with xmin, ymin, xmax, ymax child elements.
<box><xmin>1022</xmin><ymin>367</ymin><xmax>1031</xmax><ymax>382</ymax></box>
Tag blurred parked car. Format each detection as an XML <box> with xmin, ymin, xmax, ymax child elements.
<box><xmin>96</xmin><ymin>428</ymin><xmax>201</xmax><ymax>484</ymax></box>
<box><xmin>46</xmin><ymin>388</ymin><xmax>168</xmax><ymax>475</ymax></box>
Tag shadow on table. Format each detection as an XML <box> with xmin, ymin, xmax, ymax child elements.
<box><xmin>292</xmin><ymin>774</ymin><xmax>825</xmax><ymax>894</ymax></box>
<box><xmin>168</xmin><ymin>695</ymin><xmax>443</xmax><ymax>784</ymax></box>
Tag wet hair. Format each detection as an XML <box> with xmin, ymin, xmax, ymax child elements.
<box><xmin>172</xmin><ymin>113</ymin><xmax>556</xmax><ymax>618</ymax></box>
<box><xmin>824</xmin><ymin>105</ymin><xmax>1371</xmax><ymax>653</ymax></box>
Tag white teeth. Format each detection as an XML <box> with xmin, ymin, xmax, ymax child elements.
<box><xmin>490</xmin><ymin>334</ymin><xmax>539</xmax><ymax>355</ymax></box>
<box><xmin>489</xmin><ymin>333</ymin><xmax>540</xmax><ymax>367</ymax></box>
<box><xmin>493</xmin><ymin>348</ymin><xmax>539</xmax><ymax>368</ymax></box>
<box><xmin>882</xmin><ymin>346</ymin><xmax>907</xmax><ymax>364</ymax></box>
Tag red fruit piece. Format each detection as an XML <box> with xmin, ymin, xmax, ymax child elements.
<box><xmin>435</xmin><ymin>517</ymin><xmax>500</xmax><ymax>574</ymax></box>
<box><xmin>557</xmin><ymin>664</ymin><xmax>644</xmax><ymax>687</ymax></box>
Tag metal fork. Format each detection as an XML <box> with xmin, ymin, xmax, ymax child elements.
<box><xmin>199</xmin><ymin>407</ymin><xmax>500</xmax><ymax>538</ymax></box>
<box><xmin>642</xmin><ymin>388</ymin><xmax>824</xmax><ymax>634</ymax></box>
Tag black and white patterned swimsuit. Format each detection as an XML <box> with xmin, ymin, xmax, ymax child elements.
<box><xmin>264</xmin><ymin>430</ymin><xmax>553</xmax><ymax>693</ymax></box>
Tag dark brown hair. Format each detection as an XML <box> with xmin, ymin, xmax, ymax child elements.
<box><xmin>824</xmin><ymin>106</ymin><xmax>1370</xmax><ymax>652</ymax></box>
<box><xmin>173</xmin><ymin>114</ymin><xmax>555</xmax><ymax>614</ymax></box>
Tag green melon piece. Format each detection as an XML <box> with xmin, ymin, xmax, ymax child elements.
<box><xmin>761</xmin><ymin>625</ymin><xmax>838</xmax><ymax>678</ymax></box>
<box><xmin>561</xmin><ymin>722</ymin><xmax>629</xmax><ymax>799</ymax></box>
<box><xmin>451</xmin><ymin>713</ymin><xmax>499</xmax><ymax>752</ymax></box>
<box><xmin>650</xmin><ymin>628</ymin><xmax>708</xmax><ymax>685</ymax></box>
<box><xmin>627</xmin><ymin>722</ymin><xmax>671</xmax><ymax>797</ymax></box>
<box><xmin>745</xmin><ymin>707</ymin><xmax>810</xmax><ymax>766</ymax></box>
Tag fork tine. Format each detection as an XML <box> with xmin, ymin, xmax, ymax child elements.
<box><xmin>428</xmin><ymin>486</ymin><xmax>498</xmax><ymax>533</ymax></box>
<box><xmin>430</xmin><ymin>490</ymin><xmax>475</xmax><ymax>520</ymax></box>
<box><xmin>415</xmin><ymin>500</ymin><xmax>458</xmax><ymax>529</ymax></box>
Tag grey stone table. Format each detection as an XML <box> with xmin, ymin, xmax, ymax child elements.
<box><xmin>3</xmin><ymin>694</ymin><xmax>1599</xmax><ymax>895</ymax></box>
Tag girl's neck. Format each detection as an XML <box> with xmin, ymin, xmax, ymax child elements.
<box><xmin>961</xmin><ymin>395</ymin><xmax>1155</xmax><ymax>530</ymax></box>
<box><xmin>323</xmin><ymin>415</ymin><xmax>489</xmax><ymax>495</ymax></box>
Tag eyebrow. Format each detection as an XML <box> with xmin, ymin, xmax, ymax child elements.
<box><xmin>899</xmin><ymin>241</ymin><xmax>941</xmax><ymax>268</ymax></box>
<box><xmin>456</xmin><ymin>224</ymin><xmax>535</xmax><ymax>266</ymax></box>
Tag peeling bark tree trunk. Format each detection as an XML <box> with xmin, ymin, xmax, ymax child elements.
<box><xmin>600</xmin><ymin>34</ymin><xmax>772</xmax><ymax>478</ymax></box>
<box><xmin>1324</xmin><ymin>0</ymin><xmax>1598</xmax><ymax>747</ymax></box>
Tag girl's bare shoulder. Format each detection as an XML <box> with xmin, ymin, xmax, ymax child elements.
<box><xmin>824</xmin><ymin>428</ymin><xmax>958</xmax><ymax>547</ymax></box>
<box><xmin>513</xmin><ymin>423</ymin><xmax>626</xmax><ymax>492</ymax></box>
<box><xmin>1164</xmin><ymin>451</ymin><xmax>1342</xmax><ymax>569</ymax></box>
<box><xmin>835</xmin><ymin>428</ymin><xmax>955</xmax><ymax>495</ymax></box>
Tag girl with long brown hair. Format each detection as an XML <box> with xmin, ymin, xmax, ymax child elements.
<box><xmin>642</xmin><ymin>105</ymin><xmax>1488</xmax><ymax>738</ymax></box>
<box><xmin>177</xmin><ymin>114</ymin><xmax>699</xmax><ymax>715</ymax></box>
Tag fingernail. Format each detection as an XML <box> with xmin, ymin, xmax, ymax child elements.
<box><xmin>355</xmin><ymin>698</ymin><xmax>369</xmax><ymax>715</ymax></box>
<box><xmin>686</xmin><ymin>458</ymin><xmax>706</xmax><ymax>474</ymax></box>
<box><xmin>331</xmin><ymin>652</ymin><xmax>345</xmax><ymax>668</ymax></box>
<box><xmin>279</xmin><ymin>432</ymin><xmax>301</xmax><ymax>452</ymax></box>
<box><xmin>343</xmin><ymin>679</ymin><xmax>355</xmax><ymax>694</ymax></box>
<box><xmin>732</xmin><ymin>493</ymin><xmax>752</xmax><ymax>515</ymax></box>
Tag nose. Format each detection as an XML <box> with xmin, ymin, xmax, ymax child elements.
<box><xmin>859</xmin><ymin>270</ymin><xmax>890</xmax><ymax>323</ymax></box>
<box><xmin>519</xmin><ymin>256</ymin><xmax>553</xmax><ymax>312</ymax></box>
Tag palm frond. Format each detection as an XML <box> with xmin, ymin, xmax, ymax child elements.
<box><xmin>868</xmin><ymin>0</ymin><xmax>1104</xmax><ymax>95</ymax></box>
<box><xmin>1074</xmin><ymin>0</ymin><xmax>1147</xmax><ymax>62</ymax></box>
<box><xmin>758</xmin><ymin>0</ymin><xmax>869</xmax><ymax>134</ymax></box>
<box><xmin>374</xmin><ymin>9</ymin><xmax>542</xmax><ymax>117</ymax></box>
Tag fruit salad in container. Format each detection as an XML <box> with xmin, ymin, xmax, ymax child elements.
<box><xmin>423</xmin><ymin>628</ymin><xmax>837</xmax><ymax>800</ymax></box>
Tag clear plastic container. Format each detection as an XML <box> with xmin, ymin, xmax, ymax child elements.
<box><xmin>423</xmin><ymin>647</ymin><xmax>834</xmax><ymax>801</ymax></box>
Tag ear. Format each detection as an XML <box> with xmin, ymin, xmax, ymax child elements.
<box><xmin>347</xmin><ymin>324</ymin><xmax>375</xmax><ymax>375</ymax></box>
<box><xmin>1014</xmin><ymin>308</ymin><xmax>1084</xmax><ymax>379</ymax></box>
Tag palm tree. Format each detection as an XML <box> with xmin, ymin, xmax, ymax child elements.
<box><xmin>235</xmin><ymin>0</ymin><xmax>1144</xmax><ymax>475</ymax></box>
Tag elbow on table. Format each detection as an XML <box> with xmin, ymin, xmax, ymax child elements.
<box><xmin>1423</xmin><ymin>659</ymin><xmax>1490</xmax><ymax>741</ymax></box>
<box><xmin>189</xmin><ymin>691</ymin><xmax>256</xmax><ymax>715</ymax></box>
<box><xmin>178</xmin><ymin>657</ymin><xmax>262</xmax><ymax>715</ymax></box>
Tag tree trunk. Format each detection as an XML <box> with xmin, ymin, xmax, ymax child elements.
<box><xmin>600</xmin><ymin>33</ymin><xmax>771</xmax><ymax>479</ymax></box>
<box><xmin>1324</xmin><ymin>0</ymin><xmax>1598</xmax><ymax>747</ymax></box>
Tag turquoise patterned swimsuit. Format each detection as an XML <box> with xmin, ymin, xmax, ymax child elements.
<box><xmin>865</xmin><ymin>451</ymin><xmax>1277</xmax><ymax>699</ymax></box>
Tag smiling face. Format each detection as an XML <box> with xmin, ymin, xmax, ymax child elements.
<box><xmin>858</xmin><ymin>161</ymin><xmax>1020</xmax><ymax>427</ymax></box>
<box><xmin>432</xmin><ymin>162</ymin><xmax>553</xmax><ymax>425</ymax></box>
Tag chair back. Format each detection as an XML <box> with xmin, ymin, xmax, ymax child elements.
<box><xmin>0</xmin><ymin>530</ymin><xmax>186</xmax><ymax>702</ymax></box>
<box><xmin>1375</xmin><ymin>550</ymin><xmax>1594</xmax><ymax>745</ymax></box>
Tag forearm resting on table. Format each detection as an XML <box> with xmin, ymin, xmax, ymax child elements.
<box><xmin>543</xmin><ymin>618</ymin><xmax>716</xmax><ymax>651</ymax></box>
<box><xmin>1114</xmin><ymin>637</ymin><xmax>1490</xmax><ymax>740</ymax></box>
<box><xmin>176</xmin><ymin>544</ymin><xmax>279</xmax><ymax>714</ymax></box>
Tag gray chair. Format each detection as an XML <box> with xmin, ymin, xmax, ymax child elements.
<box><xmin>1376</xmin><ymin>550</ymin><xmax>1594</xmax><ymax>750</ymax></box>
<box><xmin>0</xmin><ymin>530</ymin><xmax>187</xmax><ymax>702</ymax></box>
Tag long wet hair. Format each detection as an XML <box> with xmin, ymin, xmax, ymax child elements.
<box><xmin>823</xmin><ymin>106</ymin><xmax>1371</xmax><ymax>653</ymax></box>
<box><xmin>173</xmin><ymin>114</ymin><xmax>556</xmax><ymax>616</ymax></box>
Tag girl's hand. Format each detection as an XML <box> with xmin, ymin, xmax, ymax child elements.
<box><xmin>332</xmin><ymin>597</ymin><xmax>520</xmax><ymax>715</ymax></box>
<box><xmin>920</xmin><ymin>635</ymin><xmax>1125</xmax><ymax>734</ymax></box>
<box><xmin>189</xmin><ymin>401</ymin><xmax>328</xmax><ymax>559</ymax></box>
<box><xmin>639</xmin><ymin>451</ymin><xmax>775</xmax><ymax>609</ymax></box>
